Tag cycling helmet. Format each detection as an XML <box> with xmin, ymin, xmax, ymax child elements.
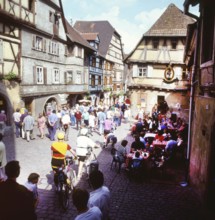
<box><xmin>57</xmin><ymin>132</ymin><xmax>65</xmax><ymax>140</ymax></box>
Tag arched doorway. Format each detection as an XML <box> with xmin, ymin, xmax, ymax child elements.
<box><xmin>76</xmin><ymin>94</ymin><xmax>84</xmax><ymax>104</ymax></box>
<box><xmin>44</xmin><ymin>97</ymin><xmax>58</xmax><ymax>116</ymax></box>
<box><xmin>0</xmin><ymin>93</ymin><xmax>13</xmax><ymax>125</ymax></box>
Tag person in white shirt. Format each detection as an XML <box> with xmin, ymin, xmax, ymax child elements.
<box><xmin>56</xmin><ymin>110</ymin><xmax>62</xmax><ymax>130</ymax></box>
<box><xmin>24</xmin><ymin>173</ymin><xmax>40</xmax><ymax>208</ymax></box>
<box><xmin>61</xmin><ymin>111</ymin><xmax>71</xmax><ymax>141</ymax></box>
<box><xmin>89</xmin><ymin>112</ymin><xmax>96</xmax><ymax>133</ymax></box>
<box><xmin>124</xmin><ymin>108</ymin><xmax>131</xmax><ymax>124</ymax></box>
<box><xmin>76</xmin><ymin>128</ymin><xmax>99</xmax><ymax>179</ymax></box>
<box><xmin>13</xmin><ymin>108</ymin><xmax>21</xmax><ymax>138</ymax></box>
<box><xmin>88</xmin><ymin>170</ymin><xmax>110</xmax><ymax>220</ymax></box>
<box><xmin>72</xmin><ymin>188</ymin><xmax>102</xmax><ymax>220</ymax></box>
<box><xmin>106</xmin><ymin>108</ymin><xmax>114</xmax><ymax>121</ymax></box>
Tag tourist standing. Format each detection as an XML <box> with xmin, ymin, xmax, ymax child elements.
<box><xmin>20</xmin><ymin>109</ymin><xmax>28</xmax><ymax>139</ymax></box>
<box><xmin>75</xmin><ymin>109</ymin><xmax>82</xmax><ymax>130</ymax></box>
<box><xmin>70</xmin><ymin>108</ymin><xmax>76</xmax><ymax>127</ymax></box>
<box><xmin>61</xmin><ymin>111</ymin><xmax>71</xmax><ymax>141</ymax></box>
<box><xmin>47</xmin><ymin>110</ymin><xmax>58</xmax><ymax>141</ymax></box>
<box><xmin>37</xmin><ymin>113</ymin><xmax>46</xmax><ymax>139</ymax></box>
<box><xmin>89</xmin><ymin>112</ymin><xmax>96</xmax><ymax>133</ymax></box>
<box><xmin>88</xmin><ymin>170</ymin><xmax>110</xmax><ymax>220</ymax></box>
<box><xmin>97</xmin><ymin>108</ymin><xmax>106</xmax><ymax>135</ymax></box>
<box><xmin>0</xmin><ymin>161</ymin><xmax>37</xmax><ymax>220</ymax></box>
<box><xmin>82</xmin><ymin>109</ymin><xmax>90</xmax><ymax>126</ymax></box>
<box><xmin>23</xmin><ymin>112</ymin><xmax>35</xmax><ymax>142</ymax></box>
<box><xmin>0</xmin><ymin>110</ymin><xmax>7</xmax><ymax>125</ymax></box>
<box><xmin>13</xmin><ymin>108</ymin><xmax>21</xmax><ymax>138</ymax></box>
<box><xmin>72</xmin><ymin>188</ymin><xmax>102</xmax><ymax>220</ymax></box>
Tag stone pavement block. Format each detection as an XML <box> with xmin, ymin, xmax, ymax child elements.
<box><xmin>3</xmin><ymin>122</ymin><xmax>215</xmax><ymax>220</ymax></box>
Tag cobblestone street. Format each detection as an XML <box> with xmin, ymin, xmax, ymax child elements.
<box><xmin>3</xmin><ymin>121</ymin><xmax>215</xmax><ymax>220</ymax></box>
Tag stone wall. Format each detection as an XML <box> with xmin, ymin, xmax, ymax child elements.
<box><xmin>189</xmin><ymin>96</ymin><xmax>215</xmax><ymax>200</ymax></box>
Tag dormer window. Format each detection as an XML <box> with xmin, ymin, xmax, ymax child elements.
<box><xmin>171</xmin><ymin>40</ymin><xmax>177</xmax><ymax>49</ymax></box>
<box><xmin>153</xmin><ymin>40</ymin><xmax>159</xmax><ymax>49</ymax></box>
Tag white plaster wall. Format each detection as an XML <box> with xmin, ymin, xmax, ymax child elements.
<box><xmin>35</xmin><ymin>0</ymin><xmax>67</xmax><ymax>40</ymax></box>
<box><xmin>21</xmin><ymin>57</ymin><xmax>65</xmax><ymax>85</ymax></box>
<box><xmin>21</xmin><ymin>31</ymin><xmax>66</xmax><ymax>64</ymax></box>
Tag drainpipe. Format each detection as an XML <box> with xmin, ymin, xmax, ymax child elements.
<box><xmin>182</xmin><ymin>3</ymin><xmax>200</xmax><ymax>186</ymax></box>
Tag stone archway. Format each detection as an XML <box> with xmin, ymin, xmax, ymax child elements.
<box><xmin>44</xmin><ymin>97</ymin><xmax>58</xmax><ymax>116</ymax></box>
<box><xmin>76</xmin><ymin>94</ymin><xmax>84</xmax><ymax>104</ymax></box>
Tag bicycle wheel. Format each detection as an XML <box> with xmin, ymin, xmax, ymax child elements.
<box><xmin>58</xmin><ymin>184</ymin><xmax>69</xmax><ymax>211</ymax></box>
<box><xmin>68</xmin><ymin>169</ymin><xmax>76</xmax><ymax>190</ymax></box>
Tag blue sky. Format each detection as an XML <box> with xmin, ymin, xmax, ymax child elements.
<box><xmin>62</xmin><ymin>0</ymin><xmax>199</xmax><ymax>53</ymax></box>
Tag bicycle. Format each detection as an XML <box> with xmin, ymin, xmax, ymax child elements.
<box><xmin>55</xmin><ymin>156</ymin><xmax>76</xmax><ymax>211</ymax></box>
<box><xmin>85</xmin><ymin>147</ymin><xmax>99</xmax><ymax>178</ymax></box>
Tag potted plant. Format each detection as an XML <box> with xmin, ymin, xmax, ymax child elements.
<box><xmin>3</xmin><ymin>72</ymin><xmax>21</xmax><ymax>82</ymax></box>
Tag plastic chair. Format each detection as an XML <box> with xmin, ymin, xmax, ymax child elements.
<box><xmin>110</xmin><ymin>154</ymin><xmax>123</xmax><ymax>173</ymax></box>
<box><xmin>129</xmin><ymin>158</ymin><xmax>143</xmax><ymax>181</ymax></box>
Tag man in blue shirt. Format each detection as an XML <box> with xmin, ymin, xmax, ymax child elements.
<box><xmin>48</xmin><ymin>110</ymin><xmax>58</xmax><ymax>141</ymax></box>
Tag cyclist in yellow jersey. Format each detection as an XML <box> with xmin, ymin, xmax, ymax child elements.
<box><xmin>51</xmin><ymin>132</ymin><xmax>76</xmax><ymax>186</ymax></box>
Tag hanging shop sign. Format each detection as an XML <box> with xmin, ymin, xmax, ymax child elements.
<box><xmin>163</xmin><ymin>65</ymin><xmax>175</xmax><ymax>83</ymax></box>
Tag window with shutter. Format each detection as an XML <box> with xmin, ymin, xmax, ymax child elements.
<box><xmin>98</xmin><ymin>76</ymin><xmax>101</xmax><ymax>85</ymax></box>
<box><xmin>76</xmin><ymin>71</ymin><xmax>81</xmax><ymax>84</ymax></box>
<box><xmin>35</xmin><ymin>36</ymin><xmax>43</xmax><ymax>51</ymax></box>
<box><xmin>91</xmin><ymin>75</ymin><xmax>95</xmax><ymax>87</ymax></box>
<box><xmin>33</xmin><ymin>66</ymin><xmax>36</xmax><ymax>83</ymax></box>
<box><xmin>36</xmin><ymin>66</ymin><xmax>44</xmax><ymax>84</ymax></box>
<box><xmin>52</xmin><ymin>68</ymin><xmax>60</xmax><ymax>84</ymax></box>
<box><xmin>104</xmin><ymin>76</ymin><xmax>107</xmax><ymax>85</ymax></box>
<box><xmin>132</xmin><ymin>65</ymin><xmax>138</xmax><ymax>77</ymax></box>
<box><xmin>67</xmin><ymin>71</ymin><xmax>73</xmax><ymax>84</ymax></box>
<box><xmin>138</xmin><ymin>66</ymin><xmax>147</xmax><ymax>77</ymax></box>
<box><xmin>44</xmin><ymin>68</ymin><xmax>47</xmax><ymax>84</ymax></box>
<box><xmin>43</xmin><ymin>39</ymin><xmax>46</xmax><ymax>52</ymax></box>
<box><xmin>32</xmin><ymin>35</ymin><xmax>36</xmax><ymax>49</ymax></box>
<box><xmin>48</xmin><ymin>41</ymin><xmax>59</xmax><ymax>55</ymax></box>
<box><xmin>49</xmin><ymin>11</ymin><xmax>54</xmax><ymax>23</ymax></box>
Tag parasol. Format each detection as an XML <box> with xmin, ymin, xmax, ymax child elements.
<box><xmin>78</xmin><ymin>99</ymin><xmax>91</xmax><ymax>103</ymax></box>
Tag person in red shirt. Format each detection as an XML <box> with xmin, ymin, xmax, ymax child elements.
<box><xmin>51</xmin><ymin>132</ymin><xmax>76</xmax><ymax>186</ymax></box>
<box><xmin>75</xmin><ymin>109</ymin><xmax>82</xmax><ymax>130</ymax></box>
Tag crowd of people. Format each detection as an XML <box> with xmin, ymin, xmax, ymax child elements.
<box><xmin>0</xmin><ymin>100</ymin><xmax>189</xmax><ymax>219</ymax></box>
<box><xmin>10</xmin><ymin>102</ymin><xmax>130</xmax><ymax>143</ymax></box>
<box><xmin>0</xmin><ymin>159</ymin><xmax>110</xmax><ymax>220</ymax></box>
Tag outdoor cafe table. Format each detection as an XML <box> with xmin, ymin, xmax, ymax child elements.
<box><xmin>152</xmin><ymin>140</ymin><xmax>167</xmax><ymax>149</ymax></box>
<box><xmin>125</xmin><ymin>150</ymin><xmax>150</xmax><ymax>168</ymax></box>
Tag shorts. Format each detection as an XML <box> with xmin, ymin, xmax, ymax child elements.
<box><xmin>78</xmin><ymin>155</ymin><xmax>87</xmax><ymax>162</ymax></box>
<box><xmin>51</xmin><ymin>158</ymin><xmax>65</xmax><ymax>171</ymax></box>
